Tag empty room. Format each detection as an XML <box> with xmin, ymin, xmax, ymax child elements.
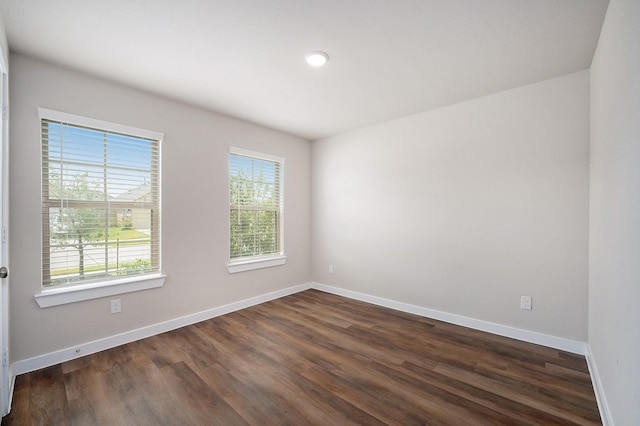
<box><xmin>0</xmin><ymin>0</ymin><xmax>637</xmax><ymax>424</ymax></box>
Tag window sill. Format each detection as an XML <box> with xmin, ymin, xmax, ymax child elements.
<box><xmin>227</xmin><ymin>255</ymin><xmax>287</xmax><ymax>274</ymax></box>
<box><xmin>34</xmin><ymin>273</ymin><xmax>166</xmax><ymax>308</ymax></box>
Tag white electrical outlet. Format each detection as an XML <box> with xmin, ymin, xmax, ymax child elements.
<box><xmin>329</xmin><ymin>264</ymin><xmax>334</xmax><ymax>273</ymax></box>
<box><xmin>111</xmin><ymin>298</ymin><xmax>122</xmax><ymax>314</ymax></box>
<box><xmin>520</xmin><ymin>296</ymin><xmax>532</xmax><ymax>310</ymax></box>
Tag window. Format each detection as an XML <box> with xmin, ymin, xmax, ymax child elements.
<box><xmin>40</xmin><ymin>108</ymin><xmax>162</xmax><ymax>288</ymax></box>
<box><xmin>228</xmin><ymin>147</ymin><xmax>285</xmax><ymax>272</ymax></box>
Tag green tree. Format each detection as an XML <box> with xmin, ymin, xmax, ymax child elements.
<box><xmin>49</xmin><ymin>172</ymin><xmax>107</xmax><ymax>279</ymax></box>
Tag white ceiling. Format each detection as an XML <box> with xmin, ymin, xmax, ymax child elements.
<box><xmin>0</xmin><ymin>0</ymin><xmax>609</xmax><ymax>140</ymax></box>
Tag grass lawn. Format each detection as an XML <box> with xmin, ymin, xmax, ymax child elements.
<box><xmin>108</xmin><ymin>227</ymin><xmax>149</xmax><ymax>240</ymax></box>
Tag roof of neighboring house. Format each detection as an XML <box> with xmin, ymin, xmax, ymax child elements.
<box><xmin>115</xmin><ymin>185</ymin><xmax>151</xmax><ymax>203</ymax></box>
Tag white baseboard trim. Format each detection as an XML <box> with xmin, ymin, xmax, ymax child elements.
<box><xmin>585</xmin><ymin>345</ymin><xmax>613</xmax><ymax>426</ymax></box>
<box><xmin>12</xmin><ymin>282</ymin><xmax>312</xmax><ymax>376</ymax></box>
<box><xmin>8</xmin><ymin>368</ymin><xmax>14</xmax><ymax>412</ymax></box>
<box><xmin>12</xmin><ymin>282</ymin><xmax>591</xmax><ymax>375</ymax></box>
<box><xmin>310</xmin><ymin>283</ymin><xmax>587</xmax><ymax>355</ymax></box>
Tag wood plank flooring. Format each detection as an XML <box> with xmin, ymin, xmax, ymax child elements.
<box><xmin>2</xmin><ymin>289</ymin><xmax>601</xmax><ymax>425</ymax></box>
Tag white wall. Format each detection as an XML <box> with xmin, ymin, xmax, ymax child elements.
<box><xmin>589</xmin><ymin>0</ymin><xmax>640</xmax><ymax>423</ymax></box>
<box><xmin>0</xmin><ymin>13</ymin><xmax>7</xmax><ymax>64</ymax></box>
<box><xmin>312</xmin><ymin>71</ymin><xmax>590</xmax><ymax>342</ymax></box>
<box><xmin>9</xmin><ymin>53</ymin><xmax>311</xmax><ymax>362</ymax></box>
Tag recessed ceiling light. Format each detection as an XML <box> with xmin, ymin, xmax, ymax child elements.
<box><xmin>305</xmin><ymin>51</ymin><xmax>329</xmax><ymax>67</ymax></box>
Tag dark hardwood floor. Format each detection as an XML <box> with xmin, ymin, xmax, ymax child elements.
<box><xmin>2</xmin><ymin>289</ymin><xmax>601</xmax><ymax>425</ymax></box>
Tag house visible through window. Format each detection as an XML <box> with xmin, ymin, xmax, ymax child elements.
<box><xmin>229</xmin><ymin>148</ymin><xmax>284</xmax><ymax>263</ymax></box>
<box><xmin>40</xmin><ymin>109</ymin><xmax>162</xmax><ymax>287</ymax></box>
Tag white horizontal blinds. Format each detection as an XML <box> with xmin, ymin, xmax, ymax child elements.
<box><xmin>42</xmin><ymin>118</ymin><xmax>160</xmax><ymax>287</ymax></box>
<box><xmin>230</xmin><ymin>151</ymin><xmax>282</xmax><ymax>259</ymax></box>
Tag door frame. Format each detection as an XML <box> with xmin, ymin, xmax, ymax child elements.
<box><xmin>0</xmin><ymin>44</ymin><xmax>10</xmax><ymax>416</ymax></box>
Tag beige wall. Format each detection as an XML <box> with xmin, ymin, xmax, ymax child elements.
<box><xmin>312</xmin><ymin>71</ymin><xmax>590</xmax><ymax>341</ymax></box>
<box><xmin>9</xmin><ymin>53</ymin><xmax>311</xmax><ymax>361</ymax></box>
<box><xmin>589</xmin><ymin>0</ymin><xmax>640</xmax><ymax>423</ymax></box>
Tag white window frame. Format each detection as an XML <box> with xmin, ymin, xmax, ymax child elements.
<box><xmin>35</xmin><ymin>108</ymin><xmax>165</xmax><ymax>307</ymax></box>
<box><xmin>227</xmin><ymin>147</ymin><xmax>286</xmax><ymax>273</ymax></box>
